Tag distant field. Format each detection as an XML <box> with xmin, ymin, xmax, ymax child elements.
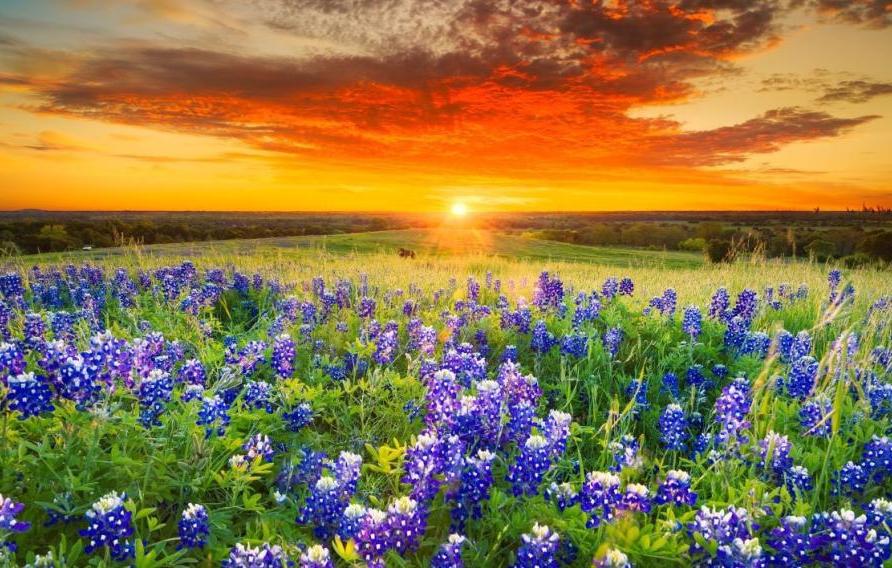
<box><xmin>16</xmin><ymin>228</ymin><xmax>705</xmax><ymax>268</ymax></box>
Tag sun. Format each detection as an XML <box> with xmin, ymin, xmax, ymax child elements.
<box><xmin>450</xmin><ymin>202</ymin><xmax>468</xmax><ymax>217</ymax></box>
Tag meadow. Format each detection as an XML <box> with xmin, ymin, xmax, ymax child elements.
<box><xmin>0</xmin><ymin>235</ymin><xmax>890</xmax><ymax>567</ymax></box>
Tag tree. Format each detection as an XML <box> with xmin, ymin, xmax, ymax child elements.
<box><xmin>37</xmin><ymin>224</ymin><xmax>72</xmax><ymax>251</ymax></box>
<box><xmin>859</xmin><ymin>232</ymin><xmax>892</xmax><ymax>262</ymax></box>
<box><xmin>706</xmin><ymin>239</ymin><xmax>732</xmax><ymax>263</ymax></box>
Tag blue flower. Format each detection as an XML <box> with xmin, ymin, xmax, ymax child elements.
<box><xmin>177</xmin><ymin>503</ymin><xmax>209</xmax><ymax>549</ymax></box>
<box><xmin>272</xmin><ymin>334</ymin><xmax>295</xmax><ymax>378</ymax></box>
<box><xmin>80</xmin><ymin>492</ymin><xmax>134</xmax><ymax>562</ymax></box>
<box><xmin>386</xmin><ymin>496</ymin><xmax>427</xmax><ymax>554</ymax></box>
<box><xmin>682</xmin><ymin>305</ymin><xmax>702</xmax><ymax>339</ymax></box>
<box><xmin>0</xmin><ymin>493</ymin><xmax>30</xmax><ymax>533</ymax></box>
<box><xmin>299</xmin><ymin>544</ymin><xmax>334</xmax><ymax>568</ymax></box>
<box><xmin>602</xmin><ymin>327</ymin><xmax>623</xmax><ymax>359</ymax></box>
<box><xmin>283</xmin><ymin>402</ymin><xmax>313</xmax><ymax>432</ymax></box>
<box><xmin>137</xmin><ymin>369</ymin><xmax>173</xmax><ymax>427</ymax></box>
<box><xmin>787</xmin><ymin>356</ymin><xmax>818</xmax><ymax>399</ymax></box>
<box><xmin>655</xmin><ymin>470</ymin><xmax>697</xmax><ymax>507</ymax></box>
<box><xmin>448</xmin><ymin>449</ymin><xmax>496</xmax><ymax>530</ymax></box>
<box><xmin>431</xmin><ymin>534</ymin><xmax>467</xmax><ymax>568</ymax></box>
<box><xmin>197</xmin><ymin>395</ymin><xmax>231</xmax><ymax>438</ymax></box>
<box><xmin>222</xmin><ymin>543</ymin><xmax>290</xmax><ymax>567</ymax></box>
<box><xmin>579</xmin><ymin>471</ymin><xmax>621</xmax><ymax>528</ymax></box>
<box><xmin>659</xmin><ymin>403</ymin><xmax>688</xmax><ymax>451</ymax></box>
<box><xmin>507</xmin><ymin>435</ymin><xmax>553</xmax><ymax>497</ymax></box>
<box><xmin>7</xmin><ymin>372</ymin><xmax>54</xmax><ymax>419</ymax></box>
<box><xmin>513</xmin><ymin>523</ymin><xmax>559</xmax><ymax>568</ymax></box>
<box><xmin>244</xmin><ymin>380</ymin><xmax>275</xmax><ymax>413</ymax></box>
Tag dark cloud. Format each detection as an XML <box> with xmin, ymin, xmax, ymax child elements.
<box><xmin>655</xmin><ymin>107</ymin><xmax>879</xmax><ymax>165</ymax></box>
<box><xmin>818</xmin><ymin>80</ymin><xmax>892</xmax><ymax>103</ymax></box>
<box><xmin>800</xmin><ymin>0</ymin><xmax>892</xmax><ymax>28</ymax></box>
<box><xmin>6</xmin><ymin>0</ymin><xmax>884</xmax><ymax>171</ymax></box>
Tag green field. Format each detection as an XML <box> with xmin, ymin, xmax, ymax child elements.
<box><xmin>18</xmin><ymin>229</ymin><xmax>704</xmax><ymax>268</ymax></box>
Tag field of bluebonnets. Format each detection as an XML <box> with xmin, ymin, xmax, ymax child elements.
<box><xmin>1</xmin><ymin>250</ymin><xmax>891</xmax><ymax>567</ymax></box>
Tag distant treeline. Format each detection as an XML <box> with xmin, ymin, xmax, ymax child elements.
<box><xmin>1</xmin><ymin>210</ymin><xmax>891</xmax><ymax>265</ymax></box>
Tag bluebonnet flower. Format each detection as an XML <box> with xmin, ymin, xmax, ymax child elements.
<box><xmin>299</xmin><ymin>544</ymin><xmax>333</xmax><ymax>568</ymax></box>
<box><xmin>790</xmin><ymin>331</ymin><xmax>812</xmax><ymax>361</ymax></box>
<box><xmin>785</xmin><ymin>465</ymin><xmax>813</xmax><ymax>493</ymax></box>
<box><xmin>272</xmin><ymin>334</ymin><xmax>295</xmax><ymax>378</ymax></box>
<box><xmin>609</xmin><ymin>435</ymin><xmax>641</xmax><ymax>471</ymax></box>
<box><xmin>237</xmin><ymin>340</ymin><xmax>267</xmax><ymax>377</ymax></box>
<box><xmin>828</xmin><ymin>269</ymin><xmax>842</xmax><ymax>292</ymax></box>
<box><xmin>764</xmin><ymin>515</ymin><xmax>813</xmax><ymax>565</ymax></box>
<box><xmin>531</xmin><ymin>320</ymin><xmax>556</xmax><ymax>354</ymax></box>
<box><xmin>602</xmin><ymin>278</ymin><xmax>619</xmax><ymax>300</ymax></box>
<box><xmin>619</xmin><ymin>277</ymin><xmax>634</xmax><ymax>296</ymax></box>
<box><xmin>197</xmin><ymin>395</ymin><xmax>231</xmax><ymax>438</ymax></box>
<box><xmin>625</xmin><ymin>379</ymin><xmax>649</xmax><ymax>413</ymax></box>
<box><xmin>283</xmin><ymin>402</ymin><xmax>313</xmax><ymax>432</ymax></box>
<box><xmin>387</xmin><ymin>496</ymin><xmax>427</xmax><ymax>554</ymax></box>
<box><xmin>448</xmin><ymin>449</ymin><xmax>496</xmax><ymax>530</ymax></box>
<box><xmin>442</xmin><ymin>343</ymin><xmax>487</xmax><ymax>386</ymax></box>
<box><xmin>732</xmin><ymin>288</ymin><xmax>759</xmax><ymax>324</ymax></box>
<box><xmin>0</xmin><ymin>493</ymin><xmax>31</xmax><ymax>534</ymax></box>
<box><xmin>655</xmin><ymin>470</ymin><xmax>697</xmax><ymax>507</ymax></box>
<box><xmin>687</xmin><ymin>505</ymin><xmax>760</xmax><ymax>566</ymax></box>
<box><xmin>833</xmin><ymin>461</ymin><xmax>869</xmax><ymax>496</ymax></box>
<box><xmin>403</xmin><ymin>431</ymin><xmax>458</xmax><ymax>503</ymax></box>
<box><xmin>80</xmin><ymin>492</ymin><xmax>134</xmax><ymax>561</ymax></box>
<box><xmin>373</xmin><ymin>327</ymin><xmax>399</xmax><ymax>365</ymax></box>
<box><xmin>137</xmin><ymin>369</ymin><xmax>173</xmax><ymax>427</ymax></box>
<box><xmin>543</xmin><ymin>410</ymin><xmax>572</xmax><ymax>457</ymax></box>
<box><xmin>659</xmin><ymin>403</ymin><xmax>688</xmax><ymax>451</ymax></box>
<box><xmin>741</xmin><ymin>331</ymin><xmax>770</xmax><ymax>358</ymax></box>
<box><xmin>799</xmin><ymin>398</ymin><xmax>832</xmax><ymax>437</ymax></box>
<box><xmin>533</xmin><ymin>272</ymin><xmax>564</xmax><ymax>311</ymax></box>
<box><xmin>682</xmin><ymin>305</ymin><xmax>702</xmax><ymax>339</ymax></box>
<box><xmin>425</xmin><ymin>369</ymin><xmax>462</xmax><ymax>428</ymax></box>
<box><xmin>602</xmin><ymin>327</ymin><xmax>623</xmax><ymax>359</ymax></box>
<box><xmin>502</xmin><ymin>344</ymin><xmax>518</xmax><ymax>362</ymax></box>
<box><xmin>593</xmin><ymin>548</ymin><xmax>631</xmax><ymax>567</ymax></box>
<box><xmin>708</xmin><ymin>287</ymin><xmax>730</xmax><ymax>321</ymax></box>
<box><xmin>507</xmin><ymin>434</ymin><xmax>553</xmax><ymax>496</ymax></box>
<box><xmin>714</xmin><ymin>377</ymin><xmax>752</xmax><ymax>446</ymax></box>
<box><xmin>354</xmin><ymin>508</ymin><xmax>390</xmax><ymax>568</ymax></box>
<box><xmin>243</xmin><ymin>433</ymin><xmax>275</xmax><ymax>462</ymax></box>
<box><xmin>545</xmin><ymin>482</ymin><xmax>578</xmax><ymax>512</ymax></box>
<box><xmin>661</xmin><ymin>372</ymin><xmax>680</xmax><ymax>398</ymax></box>
<box><xmin>787</xmin><ymin>356</ymin><xmax>818</xmax><ymax>399</ymax></box>
<box><xmin>513</xmin><ymin>523</ymin><xmax>559</xmax><ymax>568</ymax></box>
<box><xmin>758</xmin><ymin>431</ymin><xmax>794</xmax><ymax>480</ymax></box>
<box><xmin>222</xmin><ymin>543</ymin><xmax>290</xmax><ymax>567</ymax></box>
<box><xmin>724</xmin><ymin>316</ymin><xmax>749</xmax><ymax>352</ymax></box>
<box><xmin>300</xmin><ymin>475</ymin><xmax>348</xmax><ymax>539</ymax></box>
<box><xmin>620</xmin><ymin>483</ymin><xmax>651</xmax><ymax>514</ymax></box>
<box><xmin>357</xmin><ymin>297</ymin><xmax>376</xmax><ymax>319</ymax></box>
<box><xmin>177</xmin><ymin>358</ymin><xmax>206</xmax><ymax>386</ymax></box>
<box><xmin>177</xmin><ymin>503</ymin><xmax>209</xmax><ymax>549</ymax></box>
<box><xmin>862</xmin><ymin>435</ymin><xmax>892</xmax><ymax>484</ymax></box>
<box><xmin>244</xmin><ymin>381</ymin><xmax>275</xmax><ymax>413</ymax></box>
<box><xmin>6</xmin><ymin>372</ymin><xmax>54</xmax><ymax>419</ymax></box>
<box><xmin>338</xmin><ymin>503</ymin><xmax>367</xmax><ymax>540</ymax></box>
<box><xmin>579</xmin><ymin>471</ymin><xmax>622</xmax><ymax>528</ymax></box>
<box><xmin>560</xmin><ymin>333</ymin><xmax>588</xmax><ymax>358</ymax></box>
<box><xmin>0</xmin><ymin>342</ymin><xmax>26</xmax><ymax>378</ymax></box>
<box><xmin>431</xmin><ymin>534</ymin><xmax>466</xmax><ymax>568</ymax></box>
<box><xmin>810</xmin><ymin>509</ymin><xmax>890</xmax><ymax>566</ymax></box>
<box><xmin>866</xmin><ymin>498</ymin><xmax>892</xmax><ymax>530</ymax></box>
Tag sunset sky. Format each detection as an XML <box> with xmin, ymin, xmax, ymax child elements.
<box><xmin>1</xmin><ymin>0</ymin><xmax>890</xmax><ymax>212</ymax></box>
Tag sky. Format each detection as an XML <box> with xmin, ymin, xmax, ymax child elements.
<box><xmin>0</xmin><ymin>0</ymin><xmax>890</xmax><ymax>212</ymax></box>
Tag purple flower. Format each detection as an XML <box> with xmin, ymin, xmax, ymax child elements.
<box><xmin>682</xmin><ymin>305</ymin><xmax>702</xmax><ymax>338</ymax></box>
<box><xmin>299</xmin><ymin>544</ymin><xmax>333</xmax><ymax>568</ymax></box>
<box><xmin>387</xmin><ymin>496</ymin><xmax>427</xmax><ymax>554</ymax></box>
<box><xmin>507</xmin><ymin>435</ymin><xmax>553</xmax><ymax>497</ymax></box>
<box><xmin>787</xmin><ymin>356</ymin><xmax>818</xmax><ymax>399</ymax></box>
<box><xmin>137</xmin><ymin>369</ymin><xmax>173</xmax><ymax>427</ymax></box>
<box><xmin>579</xmin><ymin>471</ymin><xmax>622</xmax><ymax>528</ymax></box>
<box><xmin>533</xmin><ymin>272</ymin><xmax>564</xmax><ymax>311</ymax></box>
<box><xmin>655</xmin><ymin>470</ymin><xmax>697</xmax><ymax>507</ymax></box>
<box><xmin>659</xmin><ymin>403</ymin><xmax>688</xmax><ymax>451</ymax></box>
<box><xmin>283</xmin><ymin>402</ymin><xmax>313</xmax><ymax>432</ymax></box>
<box><xmin>513</xmin><ymin>523</ymin><xmax>559</xmax><ymax>568</ymax></box>
<box><xmin>177</xmin><ymin>503</ymin><xmax>209</xmax><ymax>550</ymax></box>
<box><xmin>432</xmin><ymin>534</ymin><xmax>467</xmax><ymax>568</ymax></box>
<box><xmin>222</xmin><ymin>543</ymin><xmax>290</xmax><ymax>567</ymax></box>
<box><xmin>602</xmin><ymin>327</ymin><xmax>623</xmax><ymax>359</ymax></box>
<box><xmin>354</xmin><ymin>508</ymin><xmax>390</xmax><ymax>568</ymax></box>
<box><xmin>244</xmin><ymin>380</ymin><xmax>275</xmax><ymax>413</ymax></box>
<box><xmin>197</xmin><ymin>395</ymin><xmax>231</xmax><ymax>438</ymax></box>
<box><xmin>80</xmin><ymin>492</ymin><xmax>134</xmax><ymax>562</ymax></box>
<box><xmin>758</xmin><ymin>431</ymin><xmax>793</xmax><ymax>479</ymax></box>
<box><xmin>545</xmin><ymin>482</ymin><xmax>578</xmax><ymax>512</ymax></box>
<box><xmin>6</xmin><ymin>372</ymin><xmax>54</xmax><ymax>419</ymax></box>
<box><xmin>272</xmin><ymin>334</ymin><xmax>295</xmax><ymax>378</ymax></box>
<box><xmin>714</xmin><ymin>377</ymin><xmax>752</xmax><ymax>446</ymax></box>
<box><xmin>0</xmin><ymin>493</ymin><xmax>30</xmax><ymax>533</ymax></box>
<box><xmin>799</xmin><ymin>398</ymin><xmax>832</xmax><ymax>437</ymax></box>
<box><xmin>448</xmin><ymin>449</ymin><xmax>496</xmax><ymax>529</ymax></box>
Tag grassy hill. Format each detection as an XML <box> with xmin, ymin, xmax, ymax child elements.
<box><xmin>15</xmin><ymin>229</ymin><xmax>705</xmax><ymax>268</ymax></box>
